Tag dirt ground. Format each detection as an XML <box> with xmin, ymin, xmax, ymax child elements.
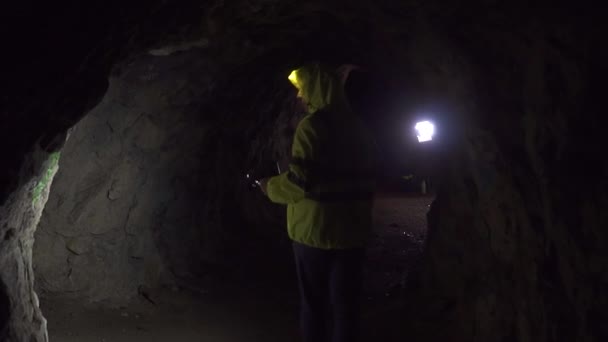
<box><xmin>41</xmin><ymin>194</ymin><xmax>433</xmax><ymax>342</ymax></box>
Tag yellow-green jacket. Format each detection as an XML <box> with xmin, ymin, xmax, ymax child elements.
<box><xmin>266</xmin><ymin>63</ymin><xmax>376</xmax><ymax>249</ymax></box>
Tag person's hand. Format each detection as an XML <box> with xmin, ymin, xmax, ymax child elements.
<box><xmin>259</xmin><ymin>178</ymin><xmax>270</xmax><ymax>195</ymax></box>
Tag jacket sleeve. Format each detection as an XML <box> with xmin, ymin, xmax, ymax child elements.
<box><xmin>266</xmin><ymin>117</ymin><xmax>317</xmax><ymax>205</ymax></box>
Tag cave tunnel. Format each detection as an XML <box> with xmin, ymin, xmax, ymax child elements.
<box><xmin>1</xmin><ymin>2</ymin><xmax>607</xmax><ymax>342</ymax></box>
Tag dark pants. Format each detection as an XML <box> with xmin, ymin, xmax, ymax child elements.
<box><xmin>292</xmin><ymin>242</ymin><xmax>364</xmax><ymax>342</ymax></box>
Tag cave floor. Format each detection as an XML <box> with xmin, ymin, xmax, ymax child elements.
<box><xmin>41</xmin><ymin>193</ymin><xmax>432</xmax><ymax>342</ymax></box>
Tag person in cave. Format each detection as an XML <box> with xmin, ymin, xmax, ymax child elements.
<box><xmin>259</xmin><ymin>62</ymin><xmax>377</xmax><ymax>342</ymax></box>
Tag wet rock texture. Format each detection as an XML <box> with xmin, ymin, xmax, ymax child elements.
<box><xmin>34</xmin><ymin>52</ymin><xmax>296</xmax><ymax>301</ymax></box>
<box><xmin>1</xmin><ymin>1</ymin><xmax>606</xmax><ymax>341</ymax></box>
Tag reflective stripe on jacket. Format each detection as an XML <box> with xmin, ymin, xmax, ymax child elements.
<box><xmin>266</xmin><ymin>63</ymin><xmax>376</xmax><ymax>249</ymax></box>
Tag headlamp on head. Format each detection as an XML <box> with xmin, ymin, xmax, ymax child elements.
<box><xmin>288</xmin><ymin>70</ymin><xmax>303</xmax><ymax>97</ymax></box>
<box><xmin>288</xmin><ymin>70</ymin><xmax>298</xmax><ymax>86</ymax></box>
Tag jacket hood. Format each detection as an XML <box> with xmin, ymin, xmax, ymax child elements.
<box><xmin>289</xmin><ymin>63</ymin><xmax>349</xmax><ymax>114</ymax></box>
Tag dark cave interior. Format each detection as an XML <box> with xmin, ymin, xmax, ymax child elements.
<box><xmin>1</xmin><ymin>1</ymin><xmax>607</xmax><ymax>342</ymax></box>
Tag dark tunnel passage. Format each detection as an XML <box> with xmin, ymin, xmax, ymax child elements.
<box><xmin>1</xmin><ymin>2</ymin><xmax>608</xmax><ymax>342</ymax></box>
<box><xmin>31</xmin><ymin>51</ymin><xmax>435</xmax><ymax>341</ymax></box>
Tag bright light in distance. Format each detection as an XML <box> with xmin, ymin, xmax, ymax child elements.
<box><xmin>415</xmin><ymin>121</ymin><xmax>435</xmax><ymax>142</ymax></box>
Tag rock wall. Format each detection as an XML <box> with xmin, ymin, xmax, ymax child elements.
<box><xmin>381</xmin><ymin>6</ymin><xmax>608</xmax><ymax>342</ymax></box>
<box><xmin>1</xmin><ymin>43</ymin><xmax>108</xmax><ymax>338</ymax></box>
<box><xmin>33</xmin><ymin>52</ymin><xmax>297</xmax><ymax>301</ymax></box>
<box><xmin>0</xmin><ymin>147</ymin><xmax>62</xmax><ymax>342</ymax></box>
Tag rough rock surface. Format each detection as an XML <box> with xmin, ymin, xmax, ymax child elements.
<box><xmin>0</xmin><ymin>147</ymin><xmax>61</xmax><ymax>342</ymax></box>
<box><xmin>386</xmin><ymin>8</ymin><xmax>608</xmax><ymax>342</ymax></box>
<box><xmin>34</xmin><ymin>52</ymin><xmax>297</xmax><ymax>301</ymax></box>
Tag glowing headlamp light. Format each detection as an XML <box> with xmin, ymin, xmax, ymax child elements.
<box><xmin>288</xmin><ymin>70</ymin><xmax>299</xmax><ymax>87</ymax></box>
<box><xmin>288</xmin><ymin>70</ymin><xmax>304</xmax><ymax>98</ymax></box>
